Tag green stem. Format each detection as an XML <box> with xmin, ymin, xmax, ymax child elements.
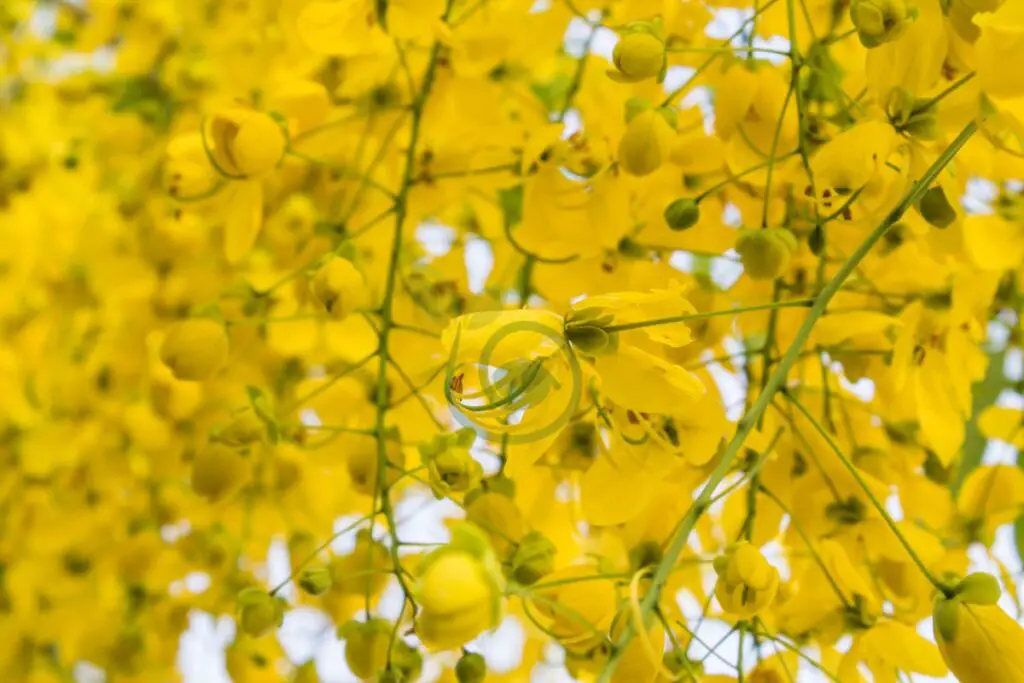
<box><xmin>695</xmin><ymin>152</ymin><xmax>799</xmax><ymax>203</ymax></box>
<box><xmin>782</xmin><ymin>390</ymin><xmax>953</xmax><ymax>596</ymax></box>
<box><xmin>760</xmin><ymin>83</ymin><xmax>796</xmax><ymax>228</ymax></box>
<box><xmin>269</xmin><ymin>510</ymin><xmax>379</xmax><ymax>596</ymax></box>
<box><xmin>661</xmin><ymin>0</ymin><xmax>783</xmax><ymax>107</ymax></box>
<box><xmin>759</xmin><ymin>485</ymin><xmax>850</xmax><ymax>607</ymax></box>
<box><xmin>370</xmin><ymin>5</ymin><xmax>456</xmax><ymax>623</ymax></box>
<box><xmin>601</xmin><ymin>299</ymin><xmax>813</xmax><ymax>334</ymax></box>
<box><xmin>594</xmin><ymin>118</ymin><xmax>979</xmax><ymax>683</ymax></box>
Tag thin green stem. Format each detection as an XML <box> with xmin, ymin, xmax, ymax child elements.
<box><xmin>695</xmin><ymin>152</ymin><xmax>799</xmax><ymax>203</ymax></box>
<box><xmin>601</xmin><ymin>299</ymin><xmax>813</xmax><ymax>334</ymax></box>
<box><xmin>760</xmin><ymin>83</ymin><xmax>796</xmax><ymax>228</ymax></box>
<box><xmin>661</xmin><ymin>0</ymin><xmax>783</xmax><ymax>107</ymax></box>
<box><xmin>369</xmin><ymin>7</ymin><xmax>456</xmax><ymax>627</ymax></box>
<box><xmin>782</xmin><ymin>390</ymin><xmax>953</xmax><ymax>596</ymax></box>
<box><xmin>759</xmin><ymin>485</ymin><xmax>850</xmax><ymax>607</ymax></box>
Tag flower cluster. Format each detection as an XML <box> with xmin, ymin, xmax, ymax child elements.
<box><xmin>3</xmin><ymin>0</ymin><xmax>1024</xmax><ymax>681</ymax></box>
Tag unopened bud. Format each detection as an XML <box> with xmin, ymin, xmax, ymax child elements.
<box><xmin>160</xmin><ymin>318</ymin><xmax>229</xmax><ymax>381</ymax></box>
<box><xmin>735</xmin><ymin>228</ymin><xmax>798</xmax><ymax>280</ymax></box>
<box><xmin>610</xmin><ymin>31</ymin><xmax>665</xmax><ymax>83</ymax></box>
<box><xmin>510</xmin><ymin>531</ymin><xmax>556</xmax><ymax>585</ymax></box>
<box><xmin>455</xmin><ymin>652</ymin><xmax>487</xmax><ymax>683</ymax></box>
<box><xmin>851</xmin><ymin>0</ymin><xmax>917</xmax><ymax>48</ymax></box>
<box><xmin>298</xmin><ymin>565</ymin><xmax>332</xmax><ymax>596</ymax></box>
<box><xmin>237</xmin><ymin>587</ymin><xmax>284</xmax><ymax>638</ymax></box>
<box><xmin>917</xmin><ymin>186</ymin><xmax>957</xmax><ymax>228</ymax></box>
<box><xmin>664</xmin><ymin>197</ymin><xmax>701</xmax><ymax>230</ymax></box>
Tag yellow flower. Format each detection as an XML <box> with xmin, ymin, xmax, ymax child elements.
<box><xmin>311</xmin><ymin>256</ymin><xmax>370</xmax><ymax>320</ymax></box>
<box><xmin>207</xmin><ymin>109</ymin><xmax>286</xmax><ymax>178</ymax></box>
<box><xmin>839</xmin><ymin>619</ymin><xmax>947</xmax><ymax>681</ymax></box>
<box><xmin>974</xmin><ymin>1</ymin><xmax>1024</xmax><ymax>99</ymax></box>
<box><xmin>159</xmin><ymin>318</ymin><xmax>229</xmax><ymax>381</ymax></box>
<box><xmin>934</xmin><ymin>574</ymin><xmax>1024</xmax><ymax>682</ymax></box>
<box><xmin>414</xmin><ymin>523</ymin><xmax>504</xmax><ymax>651</ymax></box>
<box><xmin>191</xmin><ymin>443</ymin><xmax>250</xmax><ymax>502</ymax></box>
<box><xmin>713</xmin><ymin>542</ymin><xmax>780</xmax><ymax>618</ymax></box>
<box><xmin>618</xmin><ymin>107</ymin><xmax>675</xmax><ymax>177</ymax></box>
<box><xmin>610</xmin><ymin>31</ymin><xmax>666</xmax><ymax>83</ymax></box>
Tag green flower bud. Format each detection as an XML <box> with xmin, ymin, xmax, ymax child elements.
<box><xmin>735</xmin><ymin>228</ymin><xmax>798</xmax><ymax>280</ymax></box>
<box><xmin>388</xmin><ymin>638</ymin><xmax>423</xmax><ymax>683</ymax></box>
<box><xmin>917</xmin><ymin>186</ymin><xmax>958</xmax><ymax>228</ymax></box>
<box><xmin>338</xmin><ymin>619</ymin><xmax>391</xmax><ymax>679</ymax></box>
<box><xmin>611</xmin><ymin>32</ymin><xmax>665</xmax><ymax>83</ymax></box>
<box><xmin>618</xmin><ymin>108</ymin><xmax>674</xmax><ymax>177</ymax></box>
<box><xmin>851</xmin><ymin>0</ymin><xmax>918</xmax><ymax>48</ymax></box>
<box><xmin>297</xmin><ymin>565</ymin><xmax>332</xmax><ymax>596</ymax></box>
<box><xmin>953</xmin><ymin>572</ymin><xmax>1001</xmax><ymax>605</ymax></box>
<box><xmin>237</xmin><ymin>587</ymin><xmax>284</xmax><ymax>638</ymax></box>
<box><xmin>419</xmin><ymin>431</ymin><xmax>483</xmax><ymax>499</ymax></box>
<box><xmin>510</xmin><ymin>530</ymin><xmax>556</xmax><ymax>585</ymax></box>
<box><xmin>565</xmin><ymin>323</ymin><xmax>613</xmax><ymax>355</ymax></box>
<box><xmin>455</xmin><ymin>652</ymin><xmax>487</xmax><ymax>683</ymax></box>
<box><xmin>664</xmin><ymin>198</ymin><xmax>701</xmax><ymax>231</ymax></box>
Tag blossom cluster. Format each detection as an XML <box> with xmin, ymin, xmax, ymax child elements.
<box><xmin>3</xmin><ymin>0</ymin><xmax>1024</xmax><ymax>682</ymax></box>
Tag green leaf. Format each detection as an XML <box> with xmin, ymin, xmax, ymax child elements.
<box><xmin>952</xmin><ymin>348</ymin><xmax>1008</xmax><ymax>494</ymax></box>
<box><xmin>376</xmin><ymin>0</ymin><xmax>388</xmax><ymax>29</ymax></box>
<box><xmin>498</xmin><ymin>185</ymin><xmax>524</xmax><ymax>230</ymax></box>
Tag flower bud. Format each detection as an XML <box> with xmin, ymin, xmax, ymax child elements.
<box><xmin>208</xmin><ymin>109</ymin><xmax>286</xmax><ymax>177</ymax></box>
<box><xmin>388</xmin><ymin>639</ymin><xmax>424</xmax><ymax>683</ymax></box>
<box><xmin>455</xmin><ymin>652</ymin><xmax>487</xmax><ymax>683</ymax></box>
<box><xmin>565</xmin><ymin>323</ymin><xmax>614</xmax><ymax>355</ymax></box>
<box><xmin>610</xmin><ymin>31</ymin><xmax>665</xmax><ymax>83</ymax></box>
<box><xmin>618</xmin><ymin>108</ymin><xmax>674</xmax><ymax>177</ymax></box>
<box><xmin>917</xmin><ymin>186</ymin><xmax>957</xmax><ymax>229</ymax></box>
<box><xmin>338</xmin><ymin>619</ymin><xmax>391</xmax><ymax>679</ymax></box>
<box><xmin>191</xmin><ymin>443</ymin><xmax>249</xmax><ymax>502</ymax></box>
<box><xmin>510</xmin><ymin>530</ymin><xmax>556</xmax><ymax>585</ymax></box>
<box><xmin>664</xmin><ymin>197</ymin><xmax>701</xmax><ymax>230</ymax></box>
<box><xmin>934</xmin><ymin>595</ymin><xmax>1024</xmax><ymax>680</ymax></box>
<box><xmin>312</xmin><ymin>256</ymin><xmax>370</xmax><ymax>320</ymax></box>
<box><xmin>298</xmin><ymin>565</ymin><xmax>332</xmax><ymax>596</ymax></box>
<box><xmin>713</xmin><ymin>541</ymin><xmax>780</xmax><ymax>617</ymax></box>
<box><xmin>414</xmin><ymin>524</ymin><xmax>505</xmax><ymax>651</ymax></box>
<box><xmin>420</xmin><ymin>431</ymin><xmax>483</xmax><ymax>499</ymax></box>
<box><xmin>159</xmin><ymin>318</ymin><xmax>229</xmax><ymax>381</ymax></box>
<box><xmin>736</xmin><ymin>228</ymin><xmax>798</xmax><ymax>280</ymax></box>
<box><xmin>236</xmin><ymin>587</ymin><xmax>284</xmax><ymax>638</ymax></box>
<box><xmin>851</xmin><ymin>0</ymin><xmax>917</xmax><ymax>48</ymax></box>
